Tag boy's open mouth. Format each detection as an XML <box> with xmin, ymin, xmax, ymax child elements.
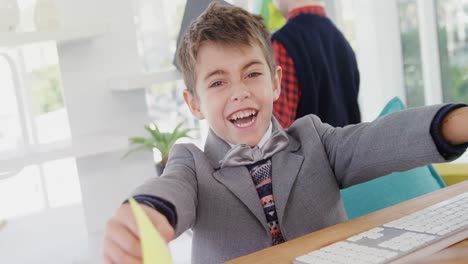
<box><xmin>228</xmin><ymin>109</ymin><xmax>258</xmax><ymax>128</ymax></box>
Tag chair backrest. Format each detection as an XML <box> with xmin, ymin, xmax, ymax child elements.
<box><xmin>340</xmin><ymin>97</ymin><xmax>446</xmax><ymax>219</ymax></box>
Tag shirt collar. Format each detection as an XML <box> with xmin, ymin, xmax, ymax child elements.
<box><xmin>228</xmin><ymin>121</ymin><xmax>273</xmax><ymax>149</ymax></box>
<box><xmin>287</xmin><ymin>5</ymin><xmax>326</xmax><ymax>20</ymax></box>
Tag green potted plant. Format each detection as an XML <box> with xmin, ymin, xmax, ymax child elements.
<box><xmin>123</xmin><ymin>120</ymin><xmax>194</xmax><ymax>175</ymax></box>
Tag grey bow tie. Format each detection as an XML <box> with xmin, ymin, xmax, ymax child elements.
<box><xmin>219</xmin><ymin>129</ymin><xmax>289</xmax><ymax>168</ymax></box>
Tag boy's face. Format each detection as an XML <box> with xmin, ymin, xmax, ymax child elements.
<box><xmin>183</xmin><ymin>42</ymin><xmax>282</xmax><ymax>147</ymax></box>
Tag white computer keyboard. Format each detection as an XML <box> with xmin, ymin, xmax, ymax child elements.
<box><xmin>294</xmin><ymin>191</ymin><xmax>468</xmax><ymax>264</ymax></box>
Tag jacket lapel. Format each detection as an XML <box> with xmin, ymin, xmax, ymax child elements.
<box><xmin>204</xmin><ymin>129</ymin><xmax>268</xmax><ymax>229</ymax></box>
<box><xmin>213</xmin><ymin>167</ymin><xmax>267</xmax><ymax>228</ymax></box>
<box><xmin>271</xmin><ymin>131</ymin><xmax>304</xmax><ymax>224</ymax></box>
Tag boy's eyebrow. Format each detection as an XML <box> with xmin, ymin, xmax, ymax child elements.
<box><xmin>203</xmin><ymin>60</ymin><xmax>265</xmax><ymax>81</ymax></box>
<box><xmin>242</xmin><ymin>60</ymin><xmax>264</xmax><ymax>71</ymax></box>
<box><xmin>204</xmin><ymin>70</ymin><xmax>226</xmax><ymax>81</ymax></box>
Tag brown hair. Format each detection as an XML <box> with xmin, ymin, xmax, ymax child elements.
<box><xmin>176</xmin><ymin>1</ymin><xmax>276</xmax><ymax>94</ymax></box>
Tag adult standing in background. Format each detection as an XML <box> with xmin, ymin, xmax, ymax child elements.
<box><xmin>271</xmin><ymin>0</ymin><xmax>361</xmax><ymax>128</ymax></box>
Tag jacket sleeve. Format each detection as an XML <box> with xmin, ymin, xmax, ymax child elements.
<box><xmin>131</xmin><ymin>144</ymin><xmax>198</xmax><ymax>237</ymax></box>
<box><xmin>306</xmin><ymin>104</ymin><xmax>465</xmax><ymax>188</ymax></box>
<box><xmin>128</xmin><ymin>195</ymin><xmax>177</xmax><ymax>229</ymax></box>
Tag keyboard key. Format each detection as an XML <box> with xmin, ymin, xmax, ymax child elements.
<box><xmin>294</xmin><ymin>191</ymin><xmax>468</xmax><ymax>264</ymax></box>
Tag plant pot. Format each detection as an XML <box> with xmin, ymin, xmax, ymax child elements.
<box><xmin>155</xmin><ymin>163</ymin><xmax>165</xmax><ymax>176</ymax></box>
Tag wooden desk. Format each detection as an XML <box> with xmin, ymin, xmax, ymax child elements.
<box><xmin>227</xmin><ymin>180</ymin><xmax>468</xmax><ymax>264</ymax></box>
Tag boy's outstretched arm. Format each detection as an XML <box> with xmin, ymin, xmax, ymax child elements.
<box><xmin>102</xmin><ymin>203</ymin><xmax>175</xmax><ymax>264</ymax></box>
<box><xmin>441</xmin><ymin>106</ymin><xmax>468</xmax><ymax>145</ymax></box>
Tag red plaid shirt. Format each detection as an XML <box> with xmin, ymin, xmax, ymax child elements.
<box><xmin>272</xmin><ymin>6</ymin><xmax>326</xmax><ymax>128</ymax></box>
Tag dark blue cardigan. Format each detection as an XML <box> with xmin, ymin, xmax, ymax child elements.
<box><xmin>272</xmin><ymin>14</ymin><xmax>361</xmax><ymax>127</ymax></box>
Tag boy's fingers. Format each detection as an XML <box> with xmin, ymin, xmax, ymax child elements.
<box><xmin>106</xmin><ymin>219</ymin><xmax>142</xmax><ymax>258</ymax></box>
<box><xmin>113</xmin><ymin>204</ymin><xmax>140</xmax><ymax>238</ymax></box>
<box><xmin>143</xmin><ymin>206</ymin><xmax>176</xmax><ymax>243</ymax></box>
<box><xmin>102</xmin><ymin>254</ymin><xmax>115</xmax><ymax>264</ymax></box>
<box><xmin>104</xmin><ymin>237</ymin><xmax>142</xmax><ymax>264</ymax></box>
<box><xmin>155</xmin><ymin>218</ymin><xmax>176</xmax><ymax>243</ymax></box>
<box><xmin>106</xmin><ymin>202</ymin><xmax>175</xmax><ymax>260</ymax></box>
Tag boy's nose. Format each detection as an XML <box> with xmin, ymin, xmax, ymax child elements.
<box><xmin>230</xmin><ymin>84</ymin><xmax>250</xmax><ymax>101</ymax></box>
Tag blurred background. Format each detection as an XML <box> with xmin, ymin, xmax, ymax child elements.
<box><xmin>0</xmin><ymin>0</ymin><xmax>467</xmax><ymax>263</ymax></box>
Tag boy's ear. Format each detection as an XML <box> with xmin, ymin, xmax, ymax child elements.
<box><xmin>272</xmin><ymin>66</ymin><xmax>282</xmax><ymax>101</ymax></box>
<box><xmin>183</xmin><ymin>89</ymin><xmax>205</xmax><ymax>120</ymax></box>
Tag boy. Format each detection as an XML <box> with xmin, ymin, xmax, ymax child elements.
<box><xmin>272</xmin><ymin>0</ymin><xmax>361</xmax><ymax>128</ymax></box>
<box><xmin>103</xmin><ymin>3</ymin><xmax>468</xmax><ymax>264</ymax></box>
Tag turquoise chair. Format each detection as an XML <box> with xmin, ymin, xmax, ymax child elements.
<box><xmin>340</xmin><ymin>97</ymin><xmax>446</xmax><ymax>219</ymax></box>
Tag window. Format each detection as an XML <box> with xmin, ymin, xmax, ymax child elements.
<box><xmin>437</xmin><ymin>0</ymin><xmax>468</xmax><ymax>103</ymax></box>
<box><xmin>145</xmin><ymin>80</ymin><xmax>204</xmax><ymax>150</ymax></box>
<box><xmin>0</xmin><ymin>54</ymin><xmax>24</xmax><ymax>156</ymax></box>
<box><xmin>132</xmin><ymin>0</ymin><xmax>187</xmax><ymax>72</ymax></box>
<box><xmin>339</xmin><ymin>0</ymin><xmax>358</xmax><ymax>51</ymax></box>
<box><xmin>399</xmin><ymin>0</ymin><xmax>425</xmax><ymax>107</ymax></box>
<box><xmin>0</xmin><ymin>42</ymin><xmax>75</xmax><ymax>218</ymax></box>
<box><xmin>43</xmin><ymin>158</ymin><xmax>82</xmax><ymax>208</ymax></box>
<box><xmin>146</xmin><ymin>80</ymin><xmax>188</xmax><ymax>129</ymax></box>
<box><xmin>0</xmin><ymin>42</ymin><xmax>70</xmax><ymax>160</ymax></box>
<box><xmin>21</xmin><ymin>42</ymin><xmax>71</xmax><ymax>144</ymax></box>
<box><xmin>0</xmin><ymin>158</ymin><xmax>82</xmax><ymax>219</ymax></box>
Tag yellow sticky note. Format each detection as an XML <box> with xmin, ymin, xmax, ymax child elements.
<box><xmin>128</xmin><ymin>197</ymin><xmax>172</xmax><ymax>264</ymax></box>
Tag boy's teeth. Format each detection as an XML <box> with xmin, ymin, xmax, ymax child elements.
<box><xmin>234</xmin><ymin>116</ymin><xmax>255</xmax><ymax>127</ymax></box>
<box><xmin>230</xmin><ymin>110</ymin><xmax>256</xmax><ymax>121</ymax></box>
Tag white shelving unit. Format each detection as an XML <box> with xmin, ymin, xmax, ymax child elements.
<box><xmin>0</xmin><ymin>133</ymin><xmax>130</xmax><ymax>174</ymax></box>
<box><xmin>108</xmin><ymin>68</ymin><xmax>182</xmax><ymax>91</ymax></box>
<box><xmin>0</xmin><ymin>26</ymin><xmax>106</xmax><ymax>47</ymax></box>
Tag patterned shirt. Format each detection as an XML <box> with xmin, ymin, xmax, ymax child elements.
<box><xmin>272</xmin><ymin>6</ymin><xmax>326</xmax><ymax>128</ymax></box>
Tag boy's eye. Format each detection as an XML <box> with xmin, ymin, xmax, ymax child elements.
<box><xmin>247</xmin><ymin>72</ymin><xmax>262</xmax><ymax>78</ymax></box>
<box><xmin>209</xmin><ymin>81</ymin><xmax>224</xmax><ymax>88</ymax></box>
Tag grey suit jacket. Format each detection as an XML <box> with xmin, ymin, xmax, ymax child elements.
<box><xmin>132</xmin><ymin>105</ymin><xmax>453</xmax><ymax>264</ymax></box>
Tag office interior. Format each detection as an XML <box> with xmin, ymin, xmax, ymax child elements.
<box><xmin>0</xmin><ymin>0</ymin><xmax>467</xmax><ymax>263</ymax></box>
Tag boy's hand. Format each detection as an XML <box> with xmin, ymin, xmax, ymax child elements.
<box><xmin>441</xmin><ymin>107</ymin><xmax>468</xmax><ymax>145</ymax></box>
<box><xmin>102</xmin><ymin>203</ymin><xmax>175</xmax><ymax>264</ymax></box>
